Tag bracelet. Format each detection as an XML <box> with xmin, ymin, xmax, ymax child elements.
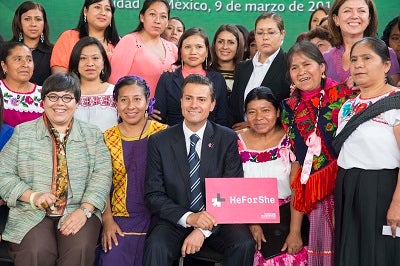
<box><xmin>29</xmin><ymin>192</ymin><xmax>39</xmax><ymax>210</ymax></box>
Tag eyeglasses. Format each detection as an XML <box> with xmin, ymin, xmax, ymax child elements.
<box><xmin>255</xmin><ymin>31</ymin><xmax>280</xmax><ymax>38</ymax></box>
<box><xmin>46</xmin><ymin>94</ymin><xmax>75</xmax><ymax>103</ymax></box>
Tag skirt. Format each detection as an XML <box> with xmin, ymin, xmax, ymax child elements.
<box><xmin>335</xmin><ymin>167</ymin><xmax>400</xmax><ymax>266</ymax></box>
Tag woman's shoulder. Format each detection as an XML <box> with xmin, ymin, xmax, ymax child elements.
<box><xmin>148</xmin><ymin>120</ymin><xmax>168</xmax><ymax>136</ymax></box>
<box><xmin>56</xmin><ymin>29</ymin><xmax>79</xmax><ymax>41</ymax></box>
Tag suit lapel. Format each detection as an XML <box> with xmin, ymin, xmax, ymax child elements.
<box><xmin>200</xmin><ymin>121</ymin><xmax>214</xmax><ymax>180</ymax></box>
<box><xmin>170</xmin><ymin>125</ymin><xmax>190</xmax><ymax>191</ymax></box>
<box><xmin>261</xmin><ymin>48</ymin><xmax>284</xmax><ymax>85</ymax></box>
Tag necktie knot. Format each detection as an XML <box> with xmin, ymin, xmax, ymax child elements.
<box><xmin>190</xmin><ymin>134</ymin><xmax>200</xmax><ymax>145</ymax></box>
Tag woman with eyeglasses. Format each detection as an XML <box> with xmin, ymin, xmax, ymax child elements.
<box><xmin>68</xmin><ymin>36</ymin><xmax>117</xmax><ymax>132</ymax></box>
<box><xmin>0</xmin><ymin>72</ymin><xmax>112</xmax><ymax>266</ymax></box>
<box><xmin>229</xmin><ymin>12</ymin><xmax>290</xmax><ymax>131</ymax></box>
<box><xmin>0</xmin><ymin>42</ymin><xmax>43</xmax><ymax>127</ymax></box>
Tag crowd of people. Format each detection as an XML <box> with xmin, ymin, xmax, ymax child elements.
<box><xmin>0</xmin><ymin>0</ymin><xmax>400</xmax><ymax>265</ymax></box>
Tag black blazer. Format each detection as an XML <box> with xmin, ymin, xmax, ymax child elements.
<box><xmin>228</xmin><ymin>48</ymin><xmax>290</xmax><ymax>126</ymax></box>
<box><xmin>144</xmin><ymin>121</ymin><xmax>243</xmax><ymax>225</ymax></box>
<box><xmin>154</xmin><ymin>67</ymin><xmax>229</xmax><ymax>126</ymax></box>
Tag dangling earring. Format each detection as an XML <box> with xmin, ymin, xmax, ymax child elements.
<box><xmin>101</xmin><ymin>69</ymin><xmax>104</xmax><ymax>79</ymax></box>
<box><xmin>84</xmin><ymin>14</ymin><xmax>87</xmax><ymax>23</ymax></box>
<box><xmin>385</xmin><ymin>73</ymin><xmax>388</xmax><ymax>84</ymax></box>
<box><xmin>109</xmin><ymin>22</ymin><xmax>112</xmax><ymax>28</ymax></box>
<box><xmin>321</xmin><ymin>72</ymin><xmax>326</xmax><ymax>79</ymax></box>
<box><xmin>205</xmin><ymin>57</ymin><xmax>208</xmax><ymax>68</ymax></box>
<box><xmin>18</xmin><ymin>32</ymin><xmax>23</xmax><ymax>42</ymax></box>
<box><xmin>181</xmin><ymin>59</ymin><xmax>184</xmax><ymax>67</ymax></box>
<box><xmin>40</xmin><ymin>33</ymin><xmax>44</xmax><ymax>43</ymax></box>
<box><xmin>290</xmin><ymin>83</ymin><xmax>296</xmax><ymax>90</ymax></box>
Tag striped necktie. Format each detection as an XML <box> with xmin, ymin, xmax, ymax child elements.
<box><xmin>188</xmin><ymin>134</ymin><xmax>204</xmax><ymax>211</ymax></box>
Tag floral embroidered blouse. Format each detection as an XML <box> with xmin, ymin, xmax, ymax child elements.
<box><xmin>1</xmin><ymin>80</ymin><xmax>43</xmax><ymax>127</ymax></box>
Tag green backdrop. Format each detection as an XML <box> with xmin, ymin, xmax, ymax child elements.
<box><xmin>0</xmin><ymin>0</ymin><xmax>398</xmax><ymax>51</ymax></box>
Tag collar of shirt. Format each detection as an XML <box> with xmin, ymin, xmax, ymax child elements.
<box><xmin>182</xmin><ymin>121</ymin><xmax>207</xmax><ymax>158</ymax></box>
<box><xmin>252</xmin><ymin>48</ymin><xmax>280</xmax><ymax>67</ymax></box>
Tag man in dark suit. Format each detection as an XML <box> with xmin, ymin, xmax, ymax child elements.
<box><xmin>143</xmin><ymin>74</ymin><xmax>255</xmax><ymax>266</ymax></box>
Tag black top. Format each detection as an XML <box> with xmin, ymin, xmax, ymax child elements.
<box><xmin>30</xmin><ymin>42</ymin><xmax>53</xmax><ymax>86</ymax></box>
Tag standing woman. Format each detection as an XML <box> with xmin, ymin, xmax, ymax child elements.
<box><xmin>325</xmin><ymin>0</ymin><xmax>400</xmax><ymax>85</ymax></box>
<box><xmin>109</xmin><ymin>0</ymin><xmax>178</xmax><ymax>97</ymax></box>
<box><xmin>161</xmin><ymin>16</ymin><xmax>185</xmax><ymax>46</ymax></box>
<box><xmin>0</xmin><ymin>42</ymin><xmax>43</xmax><ymax>127</ymax></box>
<box><xmin>334</xmin><ymin>38</ymin><xmax>400</xmax><ymax>266</ymax></box>
<box><xmin>210</xmin><ymin>24</ymin><xmax>244</xmax><ymax>98</ymax></box>
<box><xmin>9</xmin><ymin>1</ymin><xmax>53</xmax><ymax>86</ymax></box>
<box><xmin>51</xmin><ymin>0</ymin><xmax>119</xmax><ymax>73</ymax></box>
<box><xmin>229</xmin><ymin>12</ymin><xmax>290</xmax><ymax>130</ymax></box>
<box><xmin>99</xmin><ymin>76</ymin><xmax>167</xmax><ymax>266</ymax></box>
<box><xmin>281</xmin><ymin>41</ymin><xmax>354</xmax><ymax>266</ymax></box>
<box><xmin>68</xmin><ymin>36</ymin><xmax>117</xmax><ymax>132</ymax></box>
<box><xmin>154</xmin><ymin>27</ymin><xmax>228</xmax><ymax>126</ymax></box>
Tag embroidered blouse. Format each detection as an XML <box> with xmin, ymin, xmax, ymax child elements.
<box><xmin>281</xmin><ymin>79</ymin><xmax>354</xmax><ymax>213</ymax></box>
<box><xmin>1</xmin><ymin>80</ymin><xmax>43</xmax><ymax>127</ymax></box>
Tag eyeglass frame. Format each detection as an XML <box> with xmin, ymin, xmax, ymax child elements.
<box><xmin>255</xmin><ymin>30</ymin><xmax>281</xmax><ymax>38</ymax></box>
<box><xmin>45</xmin><ymin>94</ymin><xmax>76</xmax><ymax>103</ymax></box>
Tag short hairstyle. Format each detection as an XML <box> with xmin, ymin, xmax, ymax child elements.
<box><xmin>286</xmin><ymin>41</ymin><xmax>327</xmax><ymax>87</ymax></box>
<box><xmin>11</xmin><ymin>1</ymin><xmax>52</xmax><ymax>48</ymax></box>
<box><xmin>76</xmin><ymin>0</ymin><xmax>119</xmax><ymax>46</ymax></box>
<box><xmin>0</xmin><ymin>42</ymin><xmax>31</xmax><ymax>79</ymax></box>
<box><xmin>328</xmin><ymin>0</ymin><xmax>377</xmax><ymax>47</ymax></box>
<box><xmin>134</xmin><ymin>0</ymin><xmax>170</xmax><ymax>32</ymax></box>
<box><xmin>68</xmin><ymin>36</ymin><xmax>111</xmax><ymax>82</ymax></box>
<box><xmin>210</xmin><ymin>24</ymin><xmax>244</xmax><ymax>71</ymax></box>
<box><xmin>308</xmin><ymin>6</ymin><xmax>330</xmax><ymax>30</ymax></box>
<box><xmin>244</xmin><ymin>86</ymin><xmax>282</xmax><ymax>127</ymax></box>
<box><xmin>176</xmin><ymin>27</ymin><xmax>211</xmax><ymax>69</ymax></box>
<box><xmin>382</xmin><ymin>16</ymin><xmax>400</xmax><ymax>47</ymax></box>
<box><xmin>306</xmin><ymin>27</ymin><xmax>334</xmax><ymax>46</ymax></box>
<box><xmin>41</xmin><ymin>72</ymin><xmax>81</xmax><ymax>102</ymax></box>
<box><xmin>255</xmin><ymin>12</ymin><xmax>285</xmax><ymax>33</ymax></box>
<box><xmin>181</xmin><ymin>74</ymin><xmax>215</xmax><ymax>102</ymax></box>
<box><xmin>112</xmin><ymin>75</ymin><xmax>151</xmax><ymax>101</ymax></box>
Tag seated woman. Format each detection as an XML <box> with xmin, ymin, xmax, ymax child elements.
<box><xmin>154</xmin><ymin>27</ymin><xmax>228</xmax><ymax>126</ymax></box>
<box><xmin>0</xmin><ymin>72</ymin><xmax>112</xmax><ymax>266</ymax></box>
<box><xmin>237</xmin><ymin>86</ymin><xmax>308</xmax><ymax>266</ymax></box>
<box><xmin>68</xmin><ymin>36</ymin><xmax>117</xmax><ymax>132</ymax></box>
<box><xmin>0</xmin><ymin>42</ymin><xmax>43</xmax><ymax>127</ymax></box>
<box><xmin>98</xmin><ymin>76</ymin><xmax>167</xmax><ymax>266</ymax></box>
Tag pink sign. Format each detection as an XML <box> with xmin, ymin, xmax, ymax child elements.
<box><xmin>205</xmin><ymin>178</ymin><xmax>280</xmax><ymax>224</ymax></box>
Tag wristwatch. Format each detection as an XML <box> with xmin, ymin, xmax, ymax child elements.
<box><xmin>80</xmin><ymin>206</ymin><xmax>92</xmax><ymax>218</ymax></box>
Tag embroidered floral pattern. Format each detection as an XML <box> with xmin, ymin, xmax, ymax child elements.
<box><xmin>1</xmin><ymin>81</ymin><xmax>43</xmax><ymax>113</ymax></box>
<box><xmin>238</xmin><ymin>137</ymin><xmax>290</xmax><ymax>164</ymax></box>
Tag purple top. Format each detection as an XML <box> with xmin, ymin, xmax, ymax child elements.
<box><xmin>324</xmin><ymin>45</ymin><xmax>400</xmax><ymax>83</ymax></box>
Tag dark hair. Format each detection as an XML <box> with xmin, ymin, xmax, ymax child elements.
<box><xmin>176</xmin><ymin>27</ymin><xmax>211</xmax><ymax>69</ymax></box>
<box><xmin>286</xmin><ymin>41</ymin><xmax>327</xmax><ymax>87</ymax></box>
<box><xmin>350</xmin><ymin>37</ymin><xmax>391</xmax><ymax>63</ymax></box>
<box><xmin>169</xmin><ymin>16</ymin><xmax>185</xmax><ymax>31</ymax></box>
<box><xmin>244</xmin><ymin>86</ymin><xmax>282</xmax><ymax>127</ymax></box>
<box><xmin>210</xmin><ymin>24</ymin><xmax>244</xmax><ymax>70</ymax></box>
<box><xmin>113</xmin><ymin>75</ymin><xmax>151</xmax><ymax>101</ymax></box>
<box><xmin>382</xmin><ymin>16</ymin><xmax>400</xmax><ymax>47</ymax></box>
<box><xmin>134</xmin><ymin>0</ymin><xmax>170</xmax><ymax>32</ymax></box>
<box><xmin>0</xmin><ymin>42</ymin><xmax>31</xmax><ymax>79</ymax></box>
<box><xmin>319</xmin><ymin>16</ymin><xmax>329</xmax><ymax>30</ymax></box>
<box><xmin>306</xmin><ymin>27</ymin><xmax>334</xmax><ymax>46</ymax></box>
<box><xmin>11</xmin><ymin>1</ymin><xmax>52</xmax><ymax>48</ymax></box>
<box><xmin>0</xmin><ymin>90</ymin><xmax>4</xmax><ymax>130</ymax></box>
<box><xmin>255</xmin><ymin>12</ymin><xmax>285</xmax><ymax>33</ymax></box>
<box><xmin>296</xmin><ymin>32</ymin><xmax>308</xmax><ymax>43</ymax></box>
<box><xmin>308</xmin><ymin>6</ymin><xmax>330</xmax><ymax>30</ymax></box>
<box><xmin>68</xmin><ymin>36</ymin><xmax>111</xmax><ymax>82</ymax></box>
<box><xmin>181</xmin><ymin>74</ymin><xmax>215</xmax><ymax>102</ymax></box>
<box><xmin>41</xmin><ymin>72</ymin><xmax>81</xmax><ymax>102</ymax></box>
<box><xmin>76</xmin><ymin>0</ymin><xmax>119</xmax><ymax>47</ymax></box>
<box><xmin>247</xmin><ymin>30</ymin><xmax>255</xmax><ymax>50</ymax></box>
<box><xmin>329</xmin><ymin>0</ymin><xmax>377</xmax><ymax>47</ymax></box>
